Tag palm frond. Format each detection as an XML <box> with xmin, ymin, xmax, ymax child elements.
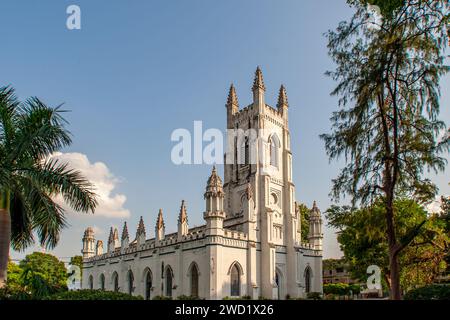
<box><xmin>21</xmin><ymin>158</ymin><xmax>97</xmax><ymax>213</ymax></box>
<box><xmin>11</xmin><ymin>98</ymin><xmax>72</xmax><ymax>162</ymax></box>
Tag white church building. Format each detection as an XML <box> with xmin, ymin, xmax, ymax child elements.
<box><xmin>81</xmin><ymin>68</ymin><xmax>323</xmax><ymax>299</ymax></box>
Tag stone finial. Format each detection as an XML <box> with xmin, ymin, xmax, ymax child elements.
<box><xmin>136</xmin><ymin>216</ymin><xmax>146</xmax><ymax>237</ymax></box>
<box><xmin>252</xmin><ymin>66</ymin><xmax>266</xmax><ymax>92</ymax></box>
<box><xmin>310</xmin><ymin>201</ymin><xmax>321</xmax><ymax>217</ymax></box>
<box><xmin>156</xmin><ymin>209</ymin><xmax>165</xmax><ymax>230</ymax></box>
<box><xmin>226</xmin><ymin>84</ymin><xmax>239</xmax><ymax>107</ymax></box>
<box><xmin>277</xmin><ymin>85</ymin><xmax>289</xmax><ymax>109</ymax></box>
<box><xmin>205</xmin><ymin>166</ymin><xmax>224</xmax><ymax>198</ymax></box>
<box><xmin>121</xmin><ymin>222</ymin><xmax>129</xmax><ymax>240</ymax></box>
<box><xmin>83</xmin><ymin>227</ymin><xmax>94</xmax><ymax>238</ymax></box>
<box><xmin>96</xmin><ymin>240</ymin><xmax>103</xmax><ymax>248</ymax></box>
<box><xmin>178</xmin><ymin>200</ymin><xmax>188</xmax><ymax>224</ymax></box>
<box><xmin>113</xmin><ymin>228</ymin><xmax>119</xmax><ymax>241</ymax></box>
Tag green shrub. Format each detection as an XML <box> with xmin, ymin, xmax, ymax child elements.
<box><xmin>222</xmin><ymin>296</ymin><xmax>252</xmax><ymax>300</ymax></box>
<box><xmin>306</xmin><ymin>292</ymin><xmax>322</xmax><ymax>300</ymax></box>
<box><xmin>0</xmin><ymin>285</ymin><xmax>32</xmax><ymax>300</ymax></box>
<box><xmin>404</xmin><ymin>284</ymin><xmax>450</xmax><ymax>300</ymax></box>
<box><xmin>177</xmin><ymin>295</ymin><xmax>203</xmax><ymax>300</ymax></box>
<box><xmin>152</xmin><ymin>295</ymin><xmax>173</xmax><ymax>300</ymax></box>
<box><xmin>45</xmin><ymin>289</ymin><xmax>143</xmax><ymax>300</ymax></box>
<box><xmin>323</xmin><ymin>283</ymin><xmax>360</xmax><ymax>296</ymax></box>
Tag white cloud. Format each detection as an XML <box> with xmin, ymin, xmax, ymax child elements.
<box><xmin>48</xmin><ymin>152</ymin><xmax>131</xmax><ymax>219</ymax></box>
<box><xmin>426</xmin><ymin>196</ymin><xmax>443</xmax><ymax>214</ymax></box>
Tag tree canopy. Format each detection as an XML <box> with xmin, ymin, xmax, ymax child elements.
<box><xmin>326</xmin><ymin>199</ymin><xmax>449</xmax><ymax>291</ymax></box>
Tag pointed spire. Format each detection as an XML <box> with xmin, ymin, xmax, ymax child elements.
<box><xmin>178</xmin><ymin>200</ymin><xmax>188</xmax><ymax>224</ymax></box>
<box><xmin>311</xmin><ymin>201</ymin><xmax>321</xmax><ymax>217</ymax></box>
<box><xmin>226</xmin><ymin>84</ymin><xmax>239</xmax><ymax>107</ymax></box>
<box><xmin>252</xmin><ymin>66</ymin><xmax>266</xmax><ymax>92</ymax></box>
<box><xmin>113</xmin><ymin>228</ymin><xmax>119</xmax><ymax>241</ymax></box>
<box><xmin>277</xmin><ymin>85</ymin><xmax>288</xmax><ymax>109</ymax></box>
<box><xmin>207</xmin><ymin>166</ymin><xmax>223</xmax><ymax>188</ymax></box>
<box><xmin>121</xmin><ymin>222</ymin><xmax>129</xmax><ymax>240</ymax></box>
<box><xmin>156</xmin><ymin>209</ymin><xmax>165</xmax><ymax>230</ymax></box>
<box><xmin>136</xmin><ymin>216</ymin><xmax>146</xmax><ymax>237</ymax></box>
<box><xmin>108</xmin><ymin>227</ymin><xmax>114</xmax><ymax>243</ymax></box>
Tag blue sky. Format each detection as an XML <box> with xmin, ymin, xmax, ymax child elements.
<box><xmin>2</xmin><ymin>0</ymin><xmax>449</xmax><ymax>261</ymax></box>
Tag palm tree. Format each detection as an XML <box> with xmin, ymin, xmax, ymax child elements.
<box><xmin>0</xmin><ymin>86</ymin><xmax>97</xmax><ymax>287</ymax></box>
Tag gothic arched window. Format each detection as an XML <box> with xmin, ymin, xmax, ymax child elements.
<box><xmin>239</xmin><ymin>137</ymin><xmax>249</xmax><ymax>165</ymax></box>
<box><xmin>190</xmin><ymin>263</ymin><xmax>199</xmax><ymax>297</ymax></box>
<box><xmin>99</xmin><ymin>274</ymin><xmax>105</xmax><ymax>291</ymax></box>
<box><xmin>230</xmin><ymin>264</ymin><xmax>241</xmax><ymax>296</ymax></box>
<box><xmin>127</xmin><ymin>270</ymin><xmax>134</xmax><ymax>295</ymax></box>
<box><xmin>165</xmin><ymin>266</ymin><xmax>173</xmax><ymax>297</ymax></box>
<box><xmin>270</xmin><ymin>134</ymin><xmax>280</xmax><ymax>168</ymax></box>
<box><xmin>145</xmin><ymin>269</ymin><xmax>152</xmax><ymax>300</ymax></box>
<box><xmin>112</xmin><ymin>271</ymin><xmax>119</xmax><ymax>292</ymax></box>
<box><xmin>304</xmin><ymin>267</ymin><xmax>312</xmax><ymax>294</ymax></box>
<box><xmin>88</xmin><ymin>275</ymin><xmax>93</xmax><ymax>290</ymax></box>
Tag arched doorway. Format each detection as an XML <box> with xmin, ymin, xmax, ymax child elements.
<box><xmin>230</xmin><ymin>263</ymin><xmax>241</xmax><ymax>297</ymax></box>
<box><xmin>165</xmin><ymin>266</ymin><xmax>173</xmax><ymax>297</ymax></box>
<box><xmin>99</xmin><ymin>274</ymin><xmax>105</xmax><ymax>291</ymax></box>
<box><xmin>190</xmin><ymin>263</ymin><xmax>199</xmax><ymax>297</ymax></box>
<box><xmin>127</xmin><ymin>270</ymin><xmax>134</xmax><ymax>295</ymax></box>
<box><xmin>304</xmin><ymin>267</ymin><xmax>312</xmax><ymax>294</ymax></box>
<box><xmin>112</xmin><ymin>271</ymin><xmax>119</xmax><ymax>292</ymax></box>
<box><xmin>275</xmin><ymin>269</ymin><xmax>283</xmax><ymax>299</ymax></box>
<box><xmin>144</xmin><ymin>269</ymin><xmax>152</xmax><ymax>300</ymax></box>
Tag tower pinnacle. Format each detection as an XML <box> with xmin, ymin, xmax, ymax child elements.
<box><xmin>277</xmin><ymin>85</ymin><xmax>289</xmax><ymax>109</ymax></box>
<box><xmin>252</xmin><ymin>66</ymin><xmax>266</xmax><ymax>92</ymax></box>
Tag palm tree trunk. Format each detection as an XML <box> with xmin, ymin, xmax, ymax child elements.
<box><xmin>0</xmin><ymin>191</ymin><xmax>11</xmax><ymax>288</ymax></box>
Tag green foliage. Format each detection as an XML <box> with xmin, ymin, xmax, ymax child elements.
<box><xmin>46</xmin><ymin>289</ymin><xmax>143</xmax><ymax>300</ymax></box>
<box><xmin>297</xmin><ymin>203</ymin><xmax>310</xmax><ymax>242</ymax></box>
<box><xmin>0</xmin><ymin>284</ymin><xmax>32</xmax><ymax>300</ymax></box>
<box><xmin>152</xmin><ymin>295</ymin><xmax>173</xmax><ymax>300</ymax></box>
<box><xmin>352</xmin><ymin>0</ymin><xmax>405</xmax><ymax>18</ymax></box>
<box><xmin>306</xmin><ymin>292</ymin><xmax>322</xmax><ymax>300</ymax></box>
<box><xmin>326</xmin><ymin>199</ymin><xmax>449</xmax><ymax>291</ymax></box>
<box><xmin>222</xmin><ymin>296</ymin><xmax>252</xmax><ymax>300</ymax></box>
<box><xmin>177</xmin><ymin>295</ymin><xmax>203</xmax><ymax>300</ymax></box>
<box><xmin>6</xmin><ymin>260</ymin><xmax>23</xmax><ymax>290</ymax></box>
<box><xmin>19</xmin><ymin>252</ymin><xmax>68</xmax><ymax>298</ymax></box>
<box><xmin>323</xmin><ymin>283</ymin><xmax>361</xmax><ymax>296</ymax></box>
<box><xmin>0</xmin><ymin>85</ymin><xmax>98</xmax><ymax>252</ymax></box>
<box><xmin>403</xmin><ymin>284</ymin><xmax>450</xmax><ymax>300</ymax></box>
<box><xmin>69</xmin><ymin>255</ymin><xmax>83</xmax><ymax>278</ymax></box>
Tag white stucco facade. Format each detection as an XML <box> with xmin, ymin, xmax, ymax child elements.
<box><xmin>81</xmin><ymin>68</ymin><xmax>323</xmax><ymax>299</ymax></box>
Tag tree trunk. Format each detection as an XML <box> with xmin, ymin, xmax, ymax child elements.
<box><xmin>0</xmin><ymin>189</ymin><xmax>11</xmax><ymax>288</ymax></box>
<box><xmin>0</xmin><ymin>208</ymin><xmax>11</xmax><ymax>288</ymax></box>
<box><xmin>385</xmin><ymin>200</ymin><xmax>402</xmax><ymax>300</ymax></box>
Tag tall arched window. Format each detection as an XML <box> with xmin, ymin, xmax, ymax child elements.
<box><xmin>239</xmin><ymin>137</ymin><xmax>249</xmax><ymax>165</ymax></box>
<box><xmin>88</xmin><ymin>275</ymin><xmax>93</xmax><ymax>290</ymax></box>
<box><xmin>230</xmin><ymin>264</ymin><xmax>240</xmax><ymax>296</ymax></box>
<box><xmin>190</xmin><ymin>263</ymin><xmax>199</xmax><ymax>297</ymax></box>
<box><xmin>127</xmin><ymin>270</ymin><xmax>134</xmax><ymax>295</ymax></box>
<box><xmin>145</xmin><ymin>269</ymin><xmax>152</xmax><ymax>300</ymax></box>
<box><xmin>270</xmin><ymin>134</ymin><xmax>280</xmax><ymax>168</ymax></box>
<box><xmin>165</xmin><ymin>266</ymin><xmax>173</xmax><ymax>297</ymax></box>
<box><xmin>112</xmin><ymin>272</ymin><xmax>119</xmax><ymax>292</ymax></box>
<box><xmin>99</xmin><ymin>274</ymin><xmax>105</xmax><ymax>291</ymax></box>
<box><xmin>304</xmin><ymin>267</ymin><xmax>312</xmax><ymax>294</ymax></box>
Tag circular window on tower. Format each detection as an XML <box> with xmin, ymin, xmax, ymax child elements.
<box><xmin>270</xmin><ymin>193</ymin><xmax>278</xmax><ymax>206</ymax></box>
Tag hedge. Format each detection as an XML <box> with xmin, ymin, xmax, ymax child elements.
<box><xmin>45</xmin><ymin>289</ymin><xmax>143</xmax><ymax>300</ymax></box>
<box><xmin>403</xmin><ymin>284</ymin><xmax>450</xmax><ymax>300</ymax></box>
